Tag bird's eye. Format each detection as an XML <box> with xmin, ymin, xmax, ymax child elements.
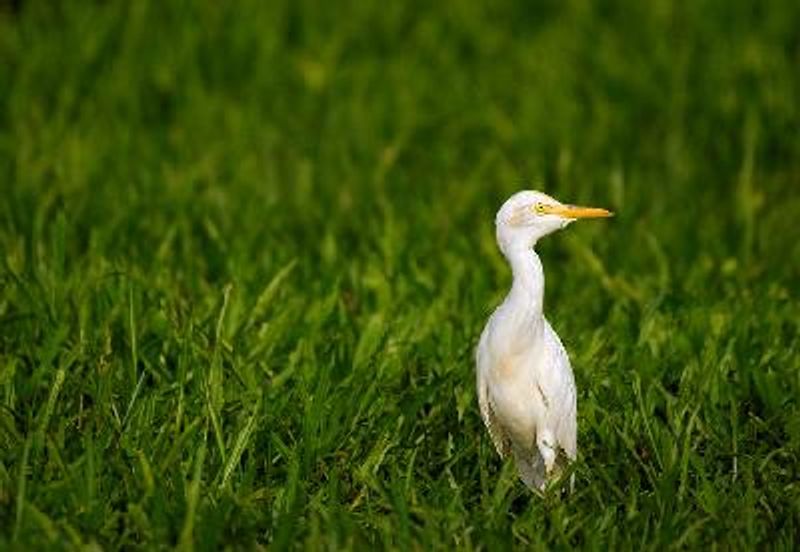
<box><xmin>534</xmin><ymin>203</ymin><xmax>547</xmax><ymax>215</ymax></box>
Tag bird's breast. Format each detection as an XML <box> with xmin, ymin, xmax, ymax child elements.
<box><xmin>486</xmin><ymin>351</ymin><xmax>544</xmax><ymax>445</ymax></box>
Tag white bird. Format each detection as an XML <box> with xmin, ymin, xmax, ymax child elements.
<box><xmin>477</xmin><ymin>190</ymin><xmax>612</xmax><ymax>492</ymax></box>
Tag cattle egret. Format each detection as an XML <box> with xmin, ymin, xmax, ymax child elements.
<box><xmin>476</xmin><ymin>190</ymin><xmax>613</xmax><ymax>492</ymax></box>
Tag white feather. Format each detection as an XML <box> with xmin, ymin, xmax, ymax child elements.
<box><xmin>476</xmin><ymin>190</ymin><xmax>608</xmax><ymax>492</ymax></box>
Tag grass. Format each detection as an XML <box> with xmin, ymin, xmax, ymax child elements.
<box><xmin>1</xmin><ymin>0</ymin><xmax>799</xmax><ymax>549</ymax></box>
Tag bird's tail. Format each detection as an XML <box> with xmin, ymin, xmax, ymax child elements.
<box><xmin>513</xmin><ymin>447</ymin><xmax>547</xmax><ymax>492</ymax></box>
<box><xmin>513</xmin><ymin>446</ymin><xmax>575</xmax><ymax>493</ymax></box>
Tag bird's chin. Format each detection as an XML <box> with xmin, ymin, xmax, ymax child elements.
<box><xmin>560</xmin><ymin>219</ymin><xmax>575</xmax><ymax>228</ymax></box>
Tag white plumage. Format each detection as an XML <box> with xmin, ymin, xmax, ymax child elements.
<box><xmin>477</xmin><ymin>190</ymin><xmax>612</xmax><ymax>492</ymax></box>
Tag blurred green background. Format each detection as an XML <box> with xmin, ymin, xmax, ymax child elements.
<box><xmin>1</xmin><ymin>0</ymin><xmax>798</xmax><ymax>549</ymax></box>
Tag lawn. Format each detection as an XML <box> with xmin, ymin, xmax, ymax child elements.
<box><xmin>1</xmin><ymin>0</ymin><xmax>799</xmax><ymax>549</ymax></box>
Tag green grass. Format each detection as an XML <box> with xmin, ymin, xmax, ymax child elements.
<box><xmin>1</xmin><ymin>0</ymin><xmax>799</xmax><ymax>549</ymax></box>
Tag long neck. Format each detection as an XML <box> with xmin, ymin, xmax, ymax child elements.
<box><xmin>506</xmin><ymin>246</ymin><xmax>545</xmax><ymax>320</ymax></box>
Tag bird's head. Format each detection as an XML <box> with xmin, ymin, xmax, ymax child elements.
<box><xmin>495</xmin><ymin>190</ymin><xmax>613</xmax><ymax>255</ymax></box>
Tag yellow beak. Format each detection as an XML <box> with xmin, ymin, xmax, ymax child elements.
<box><xmin>541</xmin><ymin>204</ymin><xmax>614</xmax><ymax>219</ymax></box>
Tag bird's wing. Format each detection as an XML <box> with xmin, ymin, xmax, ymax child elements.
<box><xmin>476</xmin><ymin>331</ymin><xmax>512</xmax><ymax>458</ymax></box>
<box><xmin>478</xmin><ymin>375</ymin><xmax>512</xmax><ymax>458</ymax></box>
<box><xmin>542</xmin><ymin>319</ymin><xmax>577</xmax><ymax>460</ymax></box>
